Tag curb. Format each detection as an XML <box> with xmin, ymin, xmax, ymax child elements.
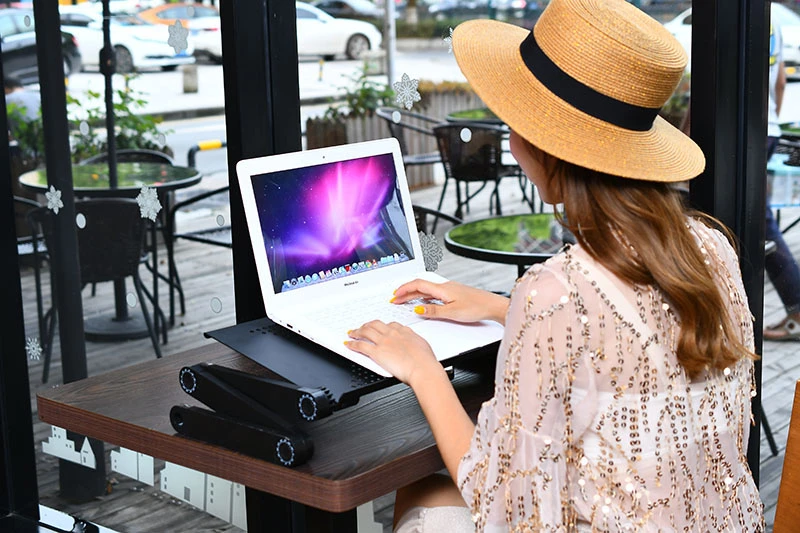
<box><xmin>151</xmin><ymin>94</ymin><xmax>344</xmax><ymax>122</ymax></box>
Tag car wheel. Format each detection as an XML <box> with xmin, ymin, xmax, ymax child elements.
<box><xmin>323</xmin><ymin>54</ymin><xmax>336</xmax><ymax>61</ymax></box>
<box><xmin>114</xmin><ymin>46</ymin><xmax>134</xmax><ymax>74</ymax></box>
<box><xmin>161</xmin><ymin>65</ymin><xmax>178</xmax><ymax>72</ymax></box>
<box><xmin>345</xmin><ymin>34</ymin><xmax>369</xmax><ymax>60</ymax></box>
<box><xmin>63</xmin><ymin>57</ymin><xmax>73</xmax><ymax>77</ymax></box>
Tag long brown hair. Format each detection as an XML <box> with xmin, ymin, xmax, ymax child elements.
<box><xmin>535</xmin><ymin>148</ymin><xmax>755</xmax><ymax>378</ymax></box>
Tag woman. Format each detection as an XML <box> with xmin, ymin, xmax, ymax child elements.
<box><xmin>346</xmin><ymin>0</ymin><xmax>765</xmax><ymax>530</ymax></box>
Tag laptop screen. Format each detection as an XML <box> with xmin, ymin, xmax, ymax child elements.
<box><xmin>251</xmin><ymin>152</ymin><xmax>416</xmax><ymax>293</ymax></box>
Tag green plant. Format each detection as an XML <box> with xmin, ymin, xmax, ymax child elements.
<box><xmin>67</xmin><ymin>74</ymin><xmax>173</xmax><ymax>162</ymax></box>
<box><xmin>395</xmin><ymin>18</ymin><xmax>466</xmax><ymax>39</ymax></box>
<box><xmin>660</xmin><ymin>72</ymin><xmax>691</xmax><ymax>128</ymax></box>
<box><xmin>7</xmin><ymin>103</ymin><xmax>45</xmax><ymax>166</ymax></box>
<box><xmin>321</xmin><ymin>63</ymin><xmax>395</xmax><ymax>122</ymax></box>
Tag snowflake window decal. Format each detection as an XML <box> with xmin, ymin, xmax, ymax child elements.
<box><xmin>393</xmin><ymin>73</ymin><xmax>421</xmax><ymax>111</ymax></box>
<box><xmin>443</xmin><ymin>27</ymin><xmax>454</xmax><ymax>54</ymax></box>
<box><xmin>168</xmin><ymin>20</ymin><xmax>190</xmax><ymax>54</ymax></box>
<box><xmin>45</xmin><ymin>185</ymin><xmax>64</xmax><ymax>214</ymax></box>
<box><xmin>136</xmin><ymin>186</ymin><xmax>162</xmax><ymax>222</ymax></box>
<box><xmin>26</xmin><ymin>337</ymin><xmax>43</xmax><ymax>361</ymax></box>
<box><xmin>419</xmin><ymin>232</ymin><xmax>444</xmax><ymax>272</ymax></box>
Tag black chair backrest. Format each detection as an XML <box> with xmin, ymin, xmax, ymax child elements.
<box><xmin>412</xmin><ymin>204</ymin><xmax>462</xmax><ymax>234</ymax></box>
<box><xmin>376</xmin><ymin>106</ymin><xmax>441</xmax><ymax>156</ymax></box>
<box><xmin>14</xmin><ymin>195</ymin><xmax>40</xmax><ymax>241</ymax></box>
<box><xmin>78</xmin><ymin>149</ymin><xmax>175</xmax><ymax>166</ymax></box>
<box><xmin>433</xmin><ymin>123</ymin><xmax>506</xmax><ymax>182</ymax></box>
<box><xmin>74</xmin><ymin>198</ymin><xmax>146</xmax><ymax>283</ymax></box>
<box><xmin>28</xmin><ymin>199</ymin><xmax>146</xmax><ymax>284</ymax></box>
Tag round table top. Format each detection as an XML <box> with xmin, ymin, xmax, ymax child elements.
<box><xmin>446</xmin><ymin>107</ymin><xmax>503</xmax><ymax>126</ymax></box>
<box><xmin>19</xmin><ymin>162</ymin><xmax>202</xmax><ymax>197</ymax></box>
<box><xmin>444</xmin><ymin>213</ymin><xmax>563</xmax><ymax>267</ymax></box>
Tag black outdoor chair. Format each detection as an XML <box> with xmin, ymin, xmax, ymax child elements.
<box><xmin>28</xmin><ymin>198</ymin><xmax>163</xmax><ymax>383</ymax></box>
<box><xmin>433</xmin><ymin>122</ymin><xmax>522</xmax><ymax>220</ymax></box>
<box><xmin>15</xmin><ymin>195</ymin><xmax>44</xmax><ymax>263</ymax></box>
<box><xmin>376</xmin><ymin>106</ymin><xmax>442</xmax><ymax>169</ymax></box>
<box><xmin>412</xmin><ymin>203</ymin><xmax>463</xmax><ymax>236</ymax></box>
<box><xmin>16</xmin><ymin>197</ymin><xmax>58</xmax><ymax>381</ymax></box>
<box><xmin>165</xmin><ymin>184</ymin><xmax>232</xmax><ymax>323</ymax></box>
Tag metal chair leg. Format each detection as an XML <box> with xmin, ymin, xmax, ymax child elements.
<box><xmin>762</xmin><ymin>410</ymin><xmax>779</xmax><ymax>457</ymax></box>
<box><xmin>134</xmin><ymin>275</ymin><xmax>162</xmax><ymax>359</ymax></box>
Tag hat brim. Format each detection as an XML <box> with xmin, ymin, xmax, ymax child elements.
<box><xmin>452</xmin><ymin>20</ymin><xmax>705</xmax><ymax>183</ymax></box>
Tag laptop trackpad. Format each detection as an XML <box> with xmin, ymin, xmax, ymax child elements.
<box><xmin>411</xmin><ymin>319</ymin><xmax>504</xmax><ymax>359</ymax></box>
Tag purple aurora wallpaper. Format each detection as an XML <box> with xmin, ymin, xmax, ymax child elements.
<box><xmin>251</xmin><ymin>153</ymin><xmax>415</xmax><ymax>293</ymax></box>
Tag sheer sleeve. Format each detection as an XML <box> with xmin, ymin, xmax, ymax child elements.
<box><xmin>457</xmin><ymin>258</ymin><xmax>598</xmax><ymax>531</ymax></box>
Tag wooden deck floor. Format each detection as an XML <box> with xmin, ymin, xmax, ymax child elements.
<box><xmin>21</xmin><ymin>177</ymin><xmax>797</xmax><ymax>532</ymax></box>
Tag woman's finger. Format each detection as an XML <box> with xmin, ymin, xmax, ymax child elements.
<box><xmin>343</xmin><ymin>338</ymin><xmax>376</xmax><ymax>357</ymax></box>
<box><xmin>393</xmin><ymin>279</ymin><xmax>449</xmax><ymax>303</ymax></box>
<box><xmin>349</xmin><ymin>320</ymin><xmax>390</xmax><ymax>343</ymax></box>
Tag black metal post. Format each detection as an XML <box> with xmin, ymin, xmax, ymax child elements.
<box><xmin>32</xmin><ymin>0</ymin><xmax>107</xmax><ymax>497</ymax></box>
<box><xmin>99</xmin><ymin>0</ymin><xmax>130</xmax><ymax>322</ymax></box>
<box><xmin>101</xmin><ymin>0</ymin><xmax>118</xmax><ymax>189</ymax></box>
<box><xmin>689</xmin><ymin>0</ymin><xmax>768</xmax><ymax>484</ymax></box>
<box><xmin>0</xmin><ymin>60</ymin><xmax>39</xmax><ymax>527</ymax></box>
<box><xmin>222</xmin><ymin>0</ymin><xmax>302</xmax><ymax>323</ymax></box>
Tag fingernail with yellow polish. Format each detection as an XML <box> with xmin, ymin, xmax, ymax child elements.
<box><xmin>414</xmin><ymin>305</ymin><xmax>425</xmax><ymax>315</ymax></box>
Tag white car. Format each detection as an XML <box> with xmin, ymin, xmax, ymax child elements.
<box><xmin>663</xmin><ymin>4</ymin><xmax>800</xmax><ymax>78</ymax></box>
<box><xmin>190</xmin><ymin>2</ymin><xmax>383</xmax><ymax>62</ymax></box>
<box><xmin>297</xmin><ymin>2</ymin><xmax>382</xmax><ymax>60</ymax></box>
<box><xmin>59</xmin><ymin>7</ymin><xmax>195</xmax><ymax>73</ymax></box>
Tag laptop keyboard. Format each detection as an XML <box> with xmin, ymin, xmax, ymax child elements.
<box><xmin>314</xmin><ymin>293</ymin><xmax>427</xmax><ymax>332</ymax></box>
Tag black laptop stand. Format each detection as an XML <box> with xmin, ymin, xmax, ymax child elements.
<box><xmin>170</xmin><ymin>317</ymin><xmax>496</xmax><ymax>467</ymax></box>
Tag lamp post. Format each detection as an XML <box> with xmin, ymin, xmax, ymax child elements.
<box><xmin>100</xmin><ymin>0</ymin><xmax>118</xmax><ymax>189</ymax></box>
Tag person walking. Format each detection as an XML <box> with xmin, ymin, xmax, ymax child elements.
<box><xmin>346</xmin><ymin>0</ymin><xmax>764</xmax><ymax>530</ymax></box>
<box><xmin>763</xmin><ymin>13</ymin><xmax>800</xmax><ymax>341</ymax></box>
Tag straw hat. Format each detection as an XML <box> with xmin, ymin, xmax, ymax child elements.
<box><xmin>452</xmin><ymin>0</ymin><xmax>705</xmax><ymax>182</ymax></box>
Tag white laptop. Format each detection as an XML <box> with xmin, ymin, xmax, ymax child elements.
<box><xmin>236</xmin><ymin>138</ymin><xmax>504</xmax><ymax>377</ymax></box>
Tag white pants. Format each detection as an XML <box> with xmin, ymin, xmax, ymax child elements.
<box><xmin>393</xmin><ymin>506</ymin><xmax>475</xmax><ymax>533</ymax></box>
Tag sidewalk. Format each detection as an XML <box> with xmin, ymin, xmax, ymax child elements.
<box><xmin>64</xmin><ymin>40</ymin><xmax>465</xmax><ymax>122</ymax></box>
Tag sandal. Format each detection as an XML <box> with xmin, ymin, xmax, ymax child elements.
<box><xmin>764</xmin><ymin>316</ymin><xmax>800</xmax><ymax>341</ymax></box>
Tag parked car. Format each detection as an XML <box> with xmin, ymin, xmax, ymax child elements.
<box><xmin>310</xmin><ymin>0</ymin><xmax>384</xmax><ymax>19</ymax></box>
<box><xmin>71</xmin><ymin>0</ymin><xmax>165</xmax><ymax>15</ymax></box>
<box><xmin>136</xmin><ymin>2</ymin><xmax>221</xmax><ymax>27</ymax></box>
<box><xmin>0</xmin><ymin>7</ymin><xmax>82</xmax><ymax>85</ymax></box>
<box><xmin>59</xmin><ymin>7</ymin><xmax>195</xmax><ymax>73</ymax></box>
<box><xmin>297</xmin><ymin>2</ymin><xmax>382</xmax><ymax>60</ymax></box>
<box><xmin>192</xmin><ymin>2</ymin><xmax>383</xmax><ymax>62</ymax></box>
<box><xmin>427</xmin><ymin>0</ymin><xmax>489</xmax><ymax>20</ymax></box>
<box><xmin>135</xmin><ymin>2</ymin><xmax>221</xmax><ymax>62</ymax></box>
<box><xmin>663</xmin><ymin>4</ymin><xmax>800</xmax><ymax>79</ymax></box>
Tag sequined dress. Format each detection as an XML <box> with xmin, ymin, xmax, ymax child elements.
<box><xmin>457</xmin><ymin>219</ymin><xmax>765</xmax><ymax>531</ymax></box>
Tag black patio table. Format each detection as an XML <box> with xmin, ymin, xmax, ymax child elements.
<box><xmin>445</xmin><ymin>212</ymin><xmax>565</xmax><ymax>278</ymax></box>
<box><xmin>19</xmin><ymin>162</ymin><xmax>202</xmax><ymax>341</ymax></box>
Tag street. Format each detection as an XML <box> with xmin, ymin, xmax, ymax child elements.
<box><xmin>63</xmin><ymin>49</ymin><xmax>800</xmax><ymax>182</ymax></box>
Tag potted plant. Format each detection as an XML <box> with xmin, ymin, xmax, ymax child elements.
<box><xmin>67</xmin><ymin>74</ymin><xmax>173</xmax><ymax>162</ymax></box>
<box><xmin>305</xmin><ymin>63</ymin><xmax>395</xmax><ymax>150</ymax></box>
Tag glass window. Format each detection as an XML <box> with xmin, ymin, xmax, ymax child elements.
<box><xmin>296</xmin><ymin>6</ymin><xmax>317</xmax><ymax>19</ymax></box>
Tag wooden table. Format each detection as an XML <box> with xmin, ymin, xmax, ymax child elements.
<box><xmin>37</xmin><ymin>342</ymin><xmax>495</xmax><ymax>532</ymax></box>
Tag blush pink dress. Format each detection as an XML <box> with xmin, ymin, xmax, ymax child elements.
<box><xmin>454</xmin><ymin>219</ymin><xmax>764</xmax><ymax>532</ymax></box>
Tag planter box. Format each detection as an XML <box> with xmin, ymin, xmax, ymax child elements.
<box><xmin>305</xmin><ymin>88</ymin><xmax>485</xmax><ymax>190</ymax></box>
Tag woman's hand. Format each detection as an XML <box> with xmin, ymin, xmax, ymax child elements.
<box><xmin>345</xmin><ymin>321</ymin><xmax>442</xmax><ymax>386</ymax></box>
<box><xmin>392</xmin><ymin>279</ymin><xmax>510</xmax><ymax>325</ymax></box>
